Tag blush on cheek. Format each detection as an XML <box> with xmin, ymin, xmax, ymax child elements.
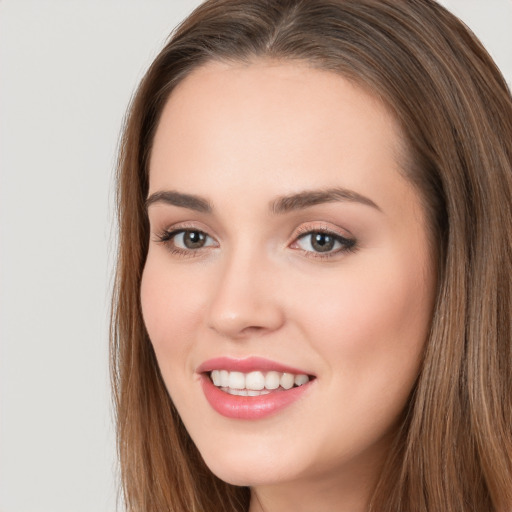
<box><xmin>140</xmin><ymin>260</ymin><xmax>206</xmax><ymax>377</ymax></box>
<box><xmin>140</xmin><ymin>267</ymin><xmax>160</xmax><ymax>339</ymax></box>
<box><xmin>315</xmin><ymin>269</ymin><xmax>430</xmax><ymax>374</ymax></box>
<box><xmin>140</xmin><ymin>263</ymin><xmax>178</xmax><ymax>352</ymax></box>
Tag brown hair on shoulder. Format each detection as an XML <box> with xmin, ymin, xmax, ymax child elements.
<box><xmin>111</xmin><ymin>1</ymin><xmax>512</xmax><ymax>510</ymax></box>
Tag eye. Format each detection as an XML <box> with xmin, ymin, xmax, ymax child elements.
<box><xmin>292</xmin><ymin>230</ymin><xmax>356</xmax><ymax>256</ymax></box>
<box><xmin>173</xmin><ymin>230</ymin><xmax>214</xmax><ymax>249</ymax></box>
<box><xmin>156</xmin><ymin>228</ymin><xmax>217</xmax><ymax>253</ymax></box>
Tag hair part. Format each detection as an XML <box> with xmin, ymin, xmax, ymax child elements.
<box><xmin>111</xmin><ymin>1</ymin><xmax>512</xmax><ymax>510</ymax></box>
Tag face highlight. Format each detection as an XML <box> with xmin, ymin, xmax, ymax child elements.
<box><xmin>141</xmin><ymin>60</ymin><xmax>436</xmax><ymax>510</ymax></box>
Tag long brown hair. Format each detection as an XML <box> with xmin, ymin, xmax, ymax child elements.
<box><xmin>110</xmin><ymin>1</ymin><xmax>512</xmax><ymax>510</ymax></box>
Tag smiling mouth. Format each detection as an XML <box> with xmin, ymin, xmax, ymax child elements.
<box><xmin>208</xmin><ymin>370</ymin><xmax>313</xmax><ymax>396</ymax></box>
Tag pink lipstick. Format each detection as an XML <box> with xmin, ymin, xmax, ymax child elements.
<box><xmin>197</xmin><ymin>357</ymin><xmax>315</xmax><ymax>420</ymax></box>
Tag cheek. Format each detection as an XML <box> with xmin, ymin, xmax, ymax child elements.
<box><xmin>140</xmin><ymin>254</ymin><xmax>202</xmax><ymax>371</ymax></box>
<box><xmin>140</xmin><ymin>260</ymin><xmax>170</xmax><ymax>346</ymax></box>
<box><xmin>324</xmin><ymin>273</ymin><xmax>429</xmax><ymax>354</ymax></box>
<box><xmin>296</xmin><ymin>250</ymin><xmax>434</xmax><ymax>409</ymax></box>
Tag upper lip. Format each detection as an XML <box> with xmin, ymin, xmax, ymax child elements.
<box><xmin>196</xmin><ymin>356</ymin><xmax>314</xmax><ymax>376</ymax></box>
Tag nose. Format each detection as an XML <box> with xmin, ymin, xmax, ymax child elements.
<box><xmin>206</xmin><ymin>248</ymin><xmax>285</xmax><ymax>339</ymax></box>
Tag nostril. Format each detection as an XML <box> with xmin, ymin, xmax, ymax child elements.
<box><xmin>240</xmin><ymin>325</ymin><xmax>265</xmax><ymax>334</ymax></box>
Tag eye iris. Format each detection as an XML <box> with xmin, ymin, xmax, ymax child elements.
<box><xmin>183</xmin><ymin>231</ymin><xmax>206</xmax><ymax>249</ymax></box>
<box><xmin>311</xmin><ymin>233</ymin><xmax>335</xmax><ymax>252</ymax></box>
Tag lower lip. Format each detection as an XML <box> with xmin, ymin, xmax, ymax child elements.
<box><xmin>200</xmin><ymin>374</ymin><xmax>314</xmax><ymax>420</ymax></box>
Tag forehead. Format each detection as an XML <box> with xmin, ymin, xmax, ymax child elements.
<box><xmin>149</xmin><ymin>59</ymin><xmax>409</xmax><ymax>213</ymax></box>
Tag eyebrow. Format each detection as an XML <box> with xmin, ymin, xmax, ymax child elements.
<box><xmin>270</xmin><ymin>187</ymin><xmax>381</xmax><ymax>214</ymax></box>
<box><xmin>145</xmin><ymin>187</ymin><xmax>380</xmax><ymax>214</ymax></box>
<box><xmin>145</xmin><ymin>190</ymin><xmax>212</xmax><ymax>213</ymax></box>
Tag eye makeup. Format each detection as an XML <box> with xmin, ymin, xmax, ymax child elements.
<box><xmin>153</xmin><ymin>222</ymin><xmax>357</xmax><ymax>260</ymax></box>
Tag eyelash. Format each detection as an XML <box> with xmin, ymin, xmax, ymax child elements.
<box><xmin>154</xmin><ymin>227</ymin><xmax>214</xmax><ymax>259</ymax></box>
<box><xmin>154</xmin><ymin>226</ymin><xmax>357</xmax><ymax>260</ymax></box>
<box><xmin>293</xmin><ymin>226</ymin><xmax>357</xmax><ymax>260</ymax></box>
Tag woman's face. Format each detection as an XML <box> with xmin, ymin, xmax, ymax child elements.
<box><xmin>141</xmin><ymin>60</ymin><xmax>436</xmax><ymax>505</ymax></box>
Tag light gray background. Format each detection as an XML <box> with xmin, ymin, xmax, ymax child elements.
<box><xmin>0</xmin><ymin>2</ymin><xmax>510</xmax><ymax>512</ymax></box>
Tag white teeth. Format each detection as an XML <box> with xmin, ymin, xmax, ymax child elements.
<box><xmin>211</xmin><ymin>370</ymin><xmax>221</xmax><ymax>386</ymax></box>
<box><xmin>245</xmin><ymin>371</ymin><xmax>265</xmax><ymax>390</ymax></box>
<box><xmin>209</xmin><ymin>369</ymin><xmax>311</xmax><ymax>392</ymax></box>
<box><xmin>294</xmin><ymin>374</ymin><xmax>309</xmax><ymax>386</ymax></box>
<box><xmin>247</xmin><ymin>389</ymin><xmax>270</xmax><ymax>396</ymax></box>
<box><xmin>225</xmin><ymin>388</ymin><xmax>270</xmax><ymax>396</ymax></box>
<box><xmin>220</xmin><ymin>370</ymin><xmax>229</xmax><ymax>387</ymax></box>
<box><xmin>228</xmin><ymin>371</ymin><xmax>245</xmax><ymax>389</ymax></box>
<box><xmin>281</xmin><ymin>373</ymin><xmax>295</xmax><ymax>390</ymax></box>
<box><xmin>265</xmin><ymin>371</ymin><xmax>281</xmax><ymax>390</ymax></box>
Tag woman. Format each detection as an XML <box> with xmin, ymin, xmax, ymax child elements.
<box><xmin>110</xmin><ymin>0</ymin><xmax>512</xmax><ymax>510</ymax></box>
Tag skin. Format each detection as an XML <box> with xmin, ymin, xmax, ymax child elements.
<box><xmin>141</xmin><ymin>60</ymin><xmax>437</xmax><ymax>512</ymax></box>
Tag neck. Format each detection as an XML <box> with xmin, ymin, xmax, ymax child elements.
<box><xmin>248</xmin><ymin>460</ymin><xmax>380</xmax><ymax>512</ymax></box>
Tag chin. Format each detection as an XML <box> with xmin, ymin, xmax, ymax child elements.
<box><xmin>207</xmin><ymin>463</ymin><xmax>261</xmax><ymax>487</ymax></box>
<box><xmin>205</xmin><ymin>460</ymin><xmax>295</xmax><ymax>487</ymax></box>
<box><xmin>197</xmin><ymin>440</ymin><xmax>305</xmax><ymax>487</ymax></box>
